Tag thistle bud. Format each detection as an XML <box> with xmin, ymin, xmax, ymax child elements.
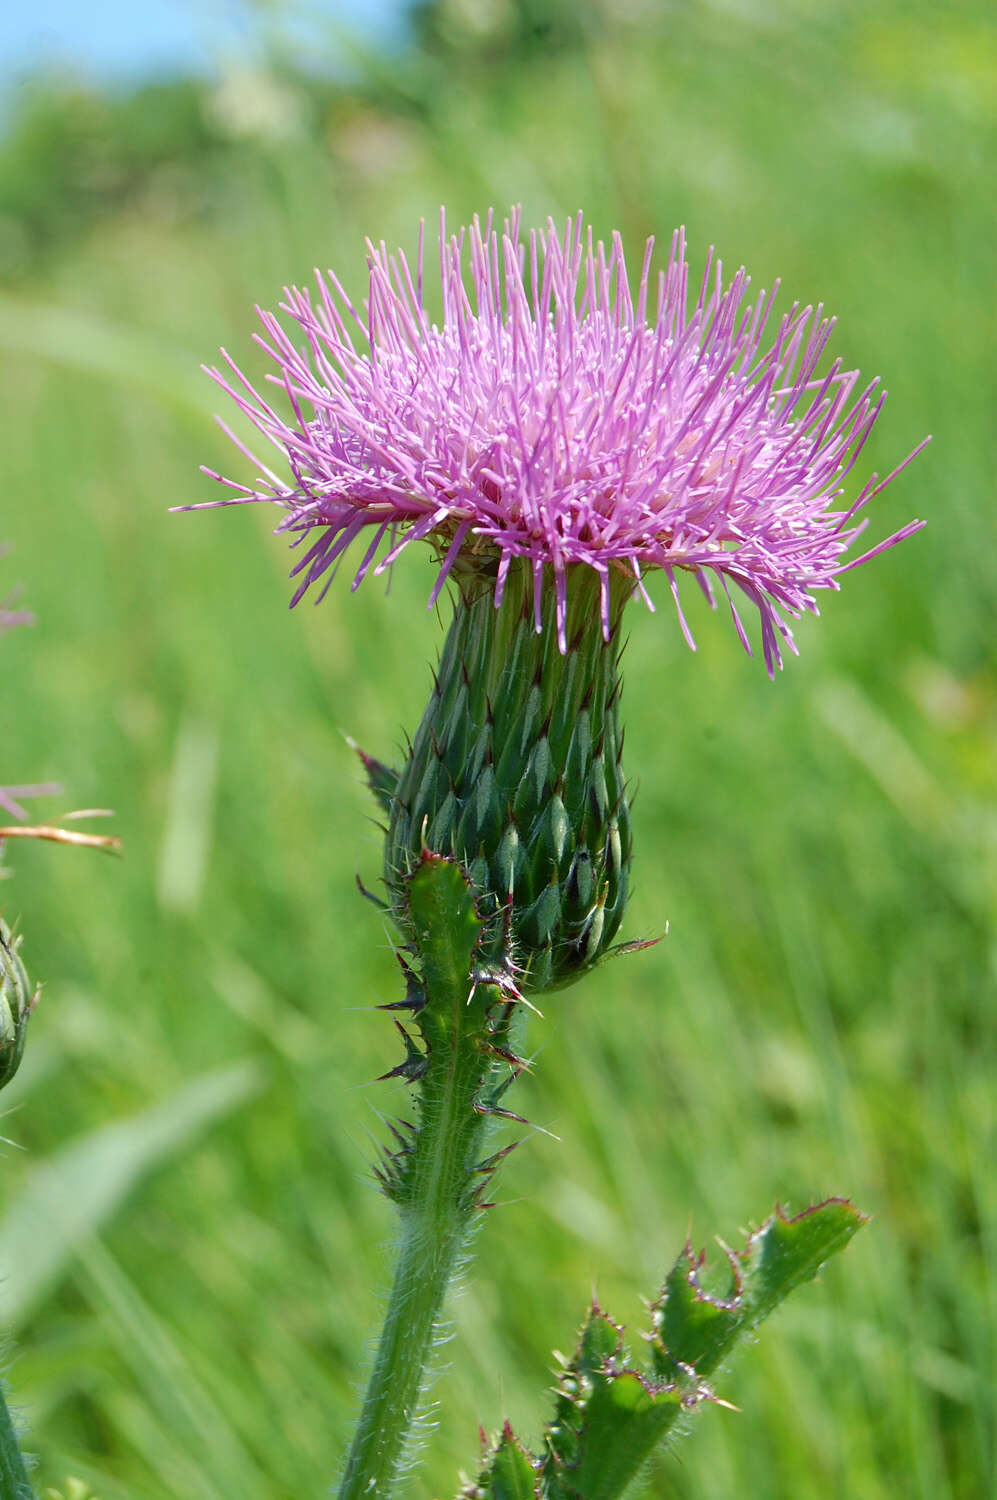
<box><xmin>0</xmin><ymin>919</ymin><xmax>33</xmax><ymax>1091</ymax></box>
<box><xmin>386</xmin><ymin>561</ymin><xmax>632</xmax><ymax>993</ymax></box>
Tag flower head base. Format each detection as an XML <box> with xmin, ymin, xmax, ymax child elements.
<box><xmin>386</xmin><ymin>560</ymin><xmax>632</xmax><ymax>993</ymax></box>
<box><xmin>197</xmin><ymin>209</ymin><xmax>924</xmax><ymax>674</ymax></box>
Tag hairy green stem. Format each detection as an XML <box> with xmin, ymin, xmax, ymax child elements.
<box><xmin>0</xmin><ymin>1379</ymin><xmax>34</xmax><ymax>1500</ymax></box>
<box><xmin>335</xmin><ymin>1066</ymin><xmax>489</xmax><ymax>1498</ymax></box>
<box><xmin>337</xmin><ymin>857</ymin><xmax>513</xmax><ymax>1500</ymax></box>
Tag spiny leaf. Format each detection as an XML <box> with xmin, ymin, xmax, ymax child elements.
<box><xmin>494</xmin><ymin>1199</ymin><xmax>870</xmax><ymax>1500</ymax></box>
<box><xmin>462</xmin><ymin>1423</ymin><xmax>540</xmax><ymax>1499</ymax></box>
<box><xmin>375</xmin><ymin>1020</ymin><xmax>427</xmax><ymax>1083</ymax></box>
<box><xmin>651</xmin><ymin>1198</ymin><xmax>868</xmax><ymax>1384</ymax></box>
<box><xmin>557</xmin><ymin>1369</ymin><xmax>685</xmax><ymax>1500</ymax></box>
<box><xmin>543</xmin><ymin>1307</ymin><xmax>685</xmax><ymax>1500</ymax></box>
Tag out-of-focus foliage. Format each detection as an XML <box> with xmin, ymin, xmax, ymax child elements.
<box><xmin>0</xmin><ymin>80</ymin><xmax>217</xmax><ymax>275</ymax></box>
<box><xmin>0</xmin><ymin>1</ymin><xmax>993</xmax><ymax>1497</ymax></box>
<box><xmin>411</xmin><ymin>0</ymin><xmax>590</xmax><ymax>58</ymax></box>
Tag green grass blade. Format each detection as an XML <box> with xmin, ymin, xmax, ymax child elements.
<box><xmin>0</xmin><ymin>1060</ymin><xmax>264</xmax><ymax>1330</ymax></box>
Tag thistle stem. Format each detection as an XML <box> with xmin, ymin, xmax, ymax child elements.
<box><xmin>0</xmin><ymin>1378</ymin><xmax>34</xmax><ymax>1500</ymax></box>
<box><xmin>336</xmin><ymin>1068</ymin><xmax>489</xmax><ymax>1499</ymax></box>
<box><xmin>336</xmin><ymin>857</ymin><xmax>511</xmax><ymax>1500</ymax></box>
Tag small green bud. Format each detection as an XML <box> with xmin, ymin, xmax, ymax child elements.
<box><xmin>0</xmin><ymin>918</ymin><xmax>34</xmax><ymax>1090</ymax></box>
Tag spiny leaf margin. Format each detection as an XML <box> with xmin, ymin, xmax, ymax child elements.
<box><xmin>462</xmin><ymin>1199</ymin><xmax>867</xmax><ymax>1500</ymax></box>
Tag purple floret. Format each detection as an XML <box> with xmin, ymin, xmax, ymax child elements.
<box><xmin>195</xmin><ymin>209</ymin><xmax>925</xmax><ymax>673</ymax></box>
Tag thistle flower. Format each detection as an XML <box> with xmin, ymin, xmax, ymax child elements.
<box><xmin>194</xmin><ymin>210</ymin><xmax>924</xmax><ymax>990</ymax></box>
<box><xmin>197</xmin><ymin>208</ymin><xmax>924</xmax><ymax>674</ymax></box>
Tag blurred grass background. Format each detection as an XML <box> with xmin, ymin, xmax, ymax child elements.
<box><xmin>0</xmin><ymin>1</ymin><xmax>994</xmax><ymax>1496</ymax></box>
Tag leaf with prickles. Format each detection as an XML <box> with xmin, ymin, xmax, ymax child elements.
<box><xmin>383</xmin><ymin>1116</ymin><xmax>417</xmax><ymax>1154</ymax></box>
<box><xmin>376</xmin><ymin>1020</ymin><xmax>427</xmax><ymax>1083</ymax></box>
<box><xmin>650</xmin><ymin>1198</ymin><xmax>867</xmax><ymax>1385</ymax></box>
<box><xmin>376</xmin><ymin>1112</ymin><xmax>419</xmax><ymax>1205</ymax></box>
<box><xmin>347</xmin><ymin>737</ymin><xmax>399</xmax><ymax>818</ymax></box>
<box><xmin>469</xmin><ymin>1139</ymin><xmax>522</xmax><ymax>1179</ymax></box>
<box><xmin>533</xmin><ymin>1199</ymin><xmax>867</xmax><ymax>1500</ymax></box>
<box><xmin>376</xmin><ymin>951</ymin><xmax>427</xmax><ymax>1013</ymax></box>
<box><xmin>461</xmin><ymin>1422</ymin><xmax>541</xmax><ymax>1500</ymax></box>
<box><xmin>543</xmin><ymin>1306</ymin><xmax>640</xmax><ymax>1476</ymax></box>
<box><xmin>474</xmin><ymin>1055</ymin><xmax>525</xmax><ymax>1117</ymax></box>
<box><xmin>547</xmin><ymin>1363</ymin><xmax>685</xmax><ymax>1500</ymax></box>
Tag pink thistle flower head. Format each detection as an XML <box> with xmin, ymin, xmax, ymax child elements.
<box><xmin>195</xmin><ymin>209</ymin><xmax>925</xmax><ymax>674</ymax></box>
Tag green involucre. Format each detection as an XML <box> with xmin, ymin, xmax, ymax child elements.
<box><xmin>386</xmin><ymin>563</ymin><xmax>632</xmax><ymax>993</ymax></box>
